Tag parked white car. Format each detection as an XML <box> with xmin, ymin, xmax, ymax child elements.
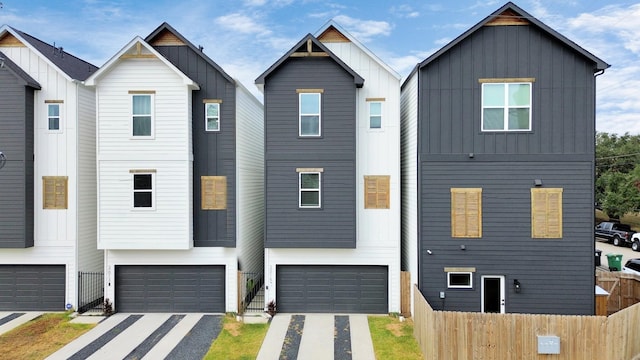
<box><xmin>631</xmin><ymin>233</ymin><xmax>640</xmax><ymax>252</ymax></box>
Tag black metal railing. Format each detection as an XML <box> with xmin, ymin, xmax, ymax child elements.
<box><xmin>240</xmin><ymin>272</ymin><xmax>264</xmax><ymax>313</ymax></box>
<box><xmin>78</xmin><ymin>271</ymin><xmax>104</xmax><ymax>313</ymax></box>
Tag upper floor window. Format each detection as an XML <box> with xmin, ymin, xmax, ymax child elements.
<box><xmin>131</xmin><ymin>171</ymin><xmax>155</xmax><ymax>209</ymax></box>
<box><xmin>367</xmin><ymin>99</ymin><xmax>383</xmax><ymax>129</ymax></box>
<box><xmin>481</xmin><ymin>80</ymin><xmax>532</xmax><ymax>131</ymax></box>
<box><xmin>298</xmin><ymin>90</ymin><xmax>322</xmax><ymax>136</ymax></box>
<box><xmin>298</xmin><ymin>168</ymin><xmax>322</xmax><ymax>208</ymax></box>
<box><xmin>46</xmin><ymin>102</ymin><xmax>62</xmax><ymax>131</ymax></box>
<box><xmin>131</xmin><ymin>92</ymin><xmax>154</xmax><ymax>137</ymax></box>
<box><xmin>205</xmin><ymin>101</ymin><xmax>221</xmax><ymax>131</ymax></box>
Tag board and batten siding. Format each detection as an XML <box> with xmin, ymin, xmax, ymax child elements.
<box><xmin>419</xmin><ymin>24</ymin><xmax>596</xmax><ymax>157</ymax></box>
<box><xmin>0</xmin><ymin>69</ymin><xmax>33</xmax><ymax>248</ymax></box>
<box><xmin>420</xmin><ymin>161</ymin><xmax>594</xmax><ymax>314</ymax></box>
<box><xmin>153</xmin><ymin>44</ymin><xmax>239</xmax><ymax>248</ymax></box>
<box><xmin>235</xmin><ymin>84</ymin><xmax>264</xmax><ymax>274</ymax></box>
<box><xmin>96</xmin><ymin>58</ymin><xmax>192</xmax><ymax>250</ymax></box>
<box><xmin>106</xmin><ymin>247</ymin><xmax>239</xmax><ymax>312</ymax></box>
<box><xmin>400</xmin><ymin>71</ymin><xmax>419</xmax><ymax>289</ymax></box>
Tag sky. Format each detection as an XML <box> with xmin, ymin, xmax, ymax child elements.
<box><xmin>0</xmin><ymin>0</ymin><xmax>638</xmax><ymax>135</ymax></box>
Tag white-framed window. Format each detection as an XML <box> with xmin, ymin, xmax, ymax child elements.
<box><xmin>369</xmin><ymin>101</ymin><xmax>382</xmax><ymax>129</ymax></box>
<box><xmin>481</xmin><ymin>82</ymin><xmax>532</xmax><ymax>131</ymax></box>
<box><xmin>131</xmin><ymin>93</ymin><xmax>154</xmax><ymax>137</ymax></box>
<box><xmin>447</xmin><ymin>272</ymin><xmax>473</xmax><ymax>289</ymax></box>
<box><xmin>132</xmin><ymin>172</ymin><xmax>155</xmax><ymax>209</ymax></box>
<box><xmin>47</xmin><ymin>103</ymin><xmax>61</xmax><ymax>131</ymax></box>
<box><xmin>205</xmin><ymin>102</ymin><xmax>221</xmax><ymax>131</ymax></box>
<box><xmin>299</xmin><ymin>171</ymin><xmax>321</xmax><ymax>208</ymax></box>
<box><xmin>299</xmin><ymin>92</ymin><xmax>321</xmax><ymax>136</ymax></box>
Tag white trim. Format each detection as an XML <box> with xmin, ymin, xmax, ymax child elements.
<box><xmin>299</xmin><ymin>171</ymin><xmax>321</xmax><ymax>208</ymax></box>
<box><xmin>205</xmin><ymin>102</ymin><xmax>221</xmax><ymax>131</ymax></box>
<box><xmin>481</xmin><ymin>82</ymin><xmax>532</xmax><ymax>132</ymax></box>
<box><xmin>299</xmin><ymin>92</ymin><xmax>321</xmax><ymax>137</ymax></box>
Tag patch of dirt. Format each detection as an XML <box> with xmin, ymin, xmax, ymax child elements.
<box><xmin>224</xmin><ymin>320</ymin><xmax>242</xmax><ymax>337</ymax></box>
<box><xmin>385</xmin><ymin>322</ymin><xmax>404</xmax><ymax>337</ymax></box>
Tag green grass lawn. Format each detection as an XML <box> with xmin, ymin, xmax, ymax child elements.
<box><xmin>203</xmin><ymin>315</ymin><xmax>269</xmax><ymax>360</ymax></box>
<box><xmin>368</xmin><ymin>315</ymin><xmax>423</xmax><ymax>360</ymax></box>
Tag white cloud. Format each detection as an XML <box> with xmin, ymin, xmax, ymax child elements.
<box><xmin>333</xmin><ymin>15</ymin><xmax>392</xmax><ymax>43</ymax></box>
<box><xmin>215</xmin><ymin>13</ymin><xmax>272</xmax><ymax>36</ymax></box>
<box><xmin>391</xmin><ymin>5</ymin><xmax>420</xmax><ymax>19</ymax></box>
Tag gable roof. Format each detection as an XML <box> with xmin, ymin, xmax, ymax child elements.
<box><xmin>84</xmin><ymin>36</ymin><xmax>199</xmax><ymax>89</ymax></box>
<box><xmin>417</xmin><ymin>2</ymin><xmax>609</xmax><ymax>72</ymax></box>
<box><xmin>0</xmin><ymin>50</ymin><xmax>41</xmax><ymax>89</ymax></box>
<box><xmin>0</xmin><ymin>25</ymin><xmax>97</xmax><ymax>81</ymax></box>
<box><xmin>315</xmin><ymin>20</ymin><xmax>401</xmax><ymax>80</ymax></box>
<box><xmin>255</xmin><ymin>33</ymin><xmax>364</xmax><ymax>89</ymax></box>
<box><xmin>145</xmin><ymin>22</ymin><xmax>236</xmax><ymax>85</ymax></box>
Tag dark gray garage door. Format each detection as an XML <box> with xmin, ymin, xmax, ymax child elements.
<box><xmin>115</xmin><ymin>265</ymin><xmax>225</xmax><ymax>313</ymax></box>
<box><xmin>0</xmin><ymin>265</ymin><xmax>65</xmax><ymax>311</ymax></box>
<box><xmin>276</xmin><ymin>265</ymin><xmax>388</xmax><ymax>313</ymax></box>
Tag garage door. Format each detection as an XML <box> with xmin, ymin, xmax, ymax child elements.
<box><xmin>0</xmin><ymin>265</ymin><xmax>65</xmax><ymax>311</ymax></box>
<box><xmin>115</xmin><ymin>265</ymin><xmax>225</xmax><ymax>313</ymax></box>
<box><xmin>276</xmin><ymin>265</ymin><xmax>388</xmax><ymax>313</ymax></box>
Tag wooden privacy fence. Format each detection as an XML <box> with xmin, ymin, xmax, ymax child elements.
<box><xmin>413</xmin><ymin>284</ymin><xmax>640</xmax><ymax>360</ymax></box>
<box><xmin>596</xmin><ymin>270</ymin><xmax>640</xmax><ymax>314</ymax></box>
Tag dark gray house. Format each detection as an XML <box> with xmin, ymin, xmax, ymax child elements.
<box><xmin>401</xmin><ymin>2</ymin><xmax>609</xmax><ymax>315</ymax></box>
<box><xmin>256</xmin><ymin>24</ymin><xmax>403</xmax><ymax>314</ymax></box>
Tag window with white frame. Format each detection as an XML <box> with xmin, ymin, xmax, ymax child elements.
<box><xmin>205</xmin><ymin>102</ymin><xmax>221</xmax><ymax>131</ymax></box>
<box><xmin>369</xmin><ymin>101</ymin><xmax>382</xmax><ymax>129</ymax></box>
<box><xmin>47</xmin><ymin>103</ymin><xmax>61</xmax><ymax>131</ymax></box>
<box><xmin>481</xmin><ymin>81</ymin><xmax>532</xmax><ymax>131</ymax></box>
<box><xmin>132</xmin><ymin>172</ymin><xmax>154</xmax><ymax>208</ymax></box>
<box><xmin>299</xmin><ymin>92</ymin><xmax>321</xmax><ymax>136</ymax></box>
<box><xmin>131</xmin><ymin>93</ymin><xmax>153</xmax><ymax>137</ymax></box>
<box><xmin>299</xmin><ymin>171</ymin><xmax>321</xmax><ymax>208</ymax></box>
<box><xmin>447</xmin><ymin>272</ymin><xmax>473</xmax><ymax>289</ymax></box>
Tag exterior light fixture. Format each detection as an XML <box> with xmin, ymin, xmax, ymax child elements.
<box><xmin>514</xmin><ymin>279</ymin><xmax>521</xmax><ymax>293</ymax></box>
<box><xmin>0</xmin><ymin>152</ymin><xmax>6</xmax><ymax>170</ymax></box>
<box><xmin>534</xmin><ymin>179</ymin><xmax>543</xmax><ymax>187</ymax></box>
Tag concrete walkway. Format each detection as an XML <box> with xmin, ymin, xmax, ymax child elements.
<box><xmin>257</xmin><ymin>314</ymin><xmax>376</xmax><ymax>360</ymax></box>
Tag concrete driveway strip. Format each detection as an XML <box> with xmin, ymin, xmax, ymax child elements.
<box><xmin>256</xmin><ymin>314</ymin><xmax>291</xmax><ymax>360</ymax></box>
<box><xmin>140</xmin><ymin>313</ymin><xmax>208</xmax><ymax>360</ymax></box>
<box><xmin>86</xmin><ymin>313</ymin><xmax>171</xmax><ymax>360</ymax></box>
<box><xmin>297</xmin><ymin>314</ymin><xmax>334</xmax><ymax>360</ymax></box>
<box><xmin>349</xmin><ymin>315</ymin><xmax>376</xmax><ymax>360</ymax></box>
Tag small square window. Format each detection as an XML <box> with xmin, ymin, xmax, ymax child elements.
<box><xmin>481</xmin><ymin>82</ymin><xmax>531</xmax><ymax>131</ymax></box>
<box><xmin>205</xmin><ymin>103</ymin><xmax>221</xmax><ymax>131</ymax></box>
<box><xmin>447</xmin><ymin>272</ymin><xmax>473</xmax><ymax>289</ymax></box>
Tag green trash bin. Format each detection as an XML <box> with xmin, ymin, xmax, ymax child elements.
<box><xmin>606</xmin><ymin>253</ymin><xmax>623</xmax><ymax>271</ymax></box>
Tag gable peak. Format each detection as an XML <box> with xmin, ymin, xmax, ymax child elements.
<box><xmin>0</xmin><ymin>32</ymin><xmax>25</xmax><ymax>47</ymax></box>
<box><xmin>318</xmin><ymin>25</ymin><xmax>350</xmax><ymax>43</ymax></box>
<box><xmin>486</xmin><ymin>9</ymin><xmax>530</xmax><ymax>26</ymax></box>
<box><xmin>148</xmin><ymin>28</ymin><xmax>187</xmax><ymax>47</ymax></box>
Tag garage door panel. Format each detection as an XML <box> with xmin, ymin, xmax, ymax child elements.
<box><xmin>277</xmin><ymin>265</ymin><xmax>387</xmax><ymax>313</ymax></box>
<box><xmin>0</xmin><ymin>265</ymin><xmax>65</xmax><ymax>311</ymax></box>
<box><xmin>115</xmin><ymin>265</ymin><xmax>224</xmax><ymax>313</ymax></box>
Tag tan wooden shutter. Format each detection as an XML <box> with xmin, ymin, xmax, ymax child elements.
<box><xmin>451</xmin><ymin>188</ymin><xmax>482</xmax><ymax>238</ymax></box>
<box><xmin>202</xmin><ymin>176</ymin><xmax>227</xmax><ymax>210</ymax></box>
<box><xmin>531</xmin><ymin>188</ymin><xmax>563</xmax><ymax>238</ymax></box>
<box><xmin>364</xmin><ymin>175</ymin><xmax>390</xmax><ymax>209</ymax></box>
<box><xmin>43</xmin><ymin>176</ymin><xmax>68</xmax><ymax>209</ymax></box>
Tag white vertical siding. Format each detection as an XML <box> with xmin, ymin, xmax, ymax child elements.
<box><xmin>400</xmin><ymin>71</ymin><xmax>419</xmax><ymax>312</ymax></box>
<box><xmin>235</xmin><ymin>84</ymin><xmax>264</xmax><ymax>275</ymax></box>
<box><xmin>96</xmin><ymin>58</ymin><xmax>192</xmax><ymax>250</ymax></box>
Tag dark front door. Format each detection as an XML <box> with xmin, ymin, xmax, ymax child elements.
<box><xmin>482</xmin><ymin>276</ymin><xmax>504</xmax><ymax>313</ymax></box>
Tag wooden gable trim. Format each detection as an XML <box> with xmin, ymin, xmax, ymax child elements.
<box><xmin>318</xmin><ymin>26</ymin><xmax>350</xmax><ymax>43</ymax></box>
<box><xmin>0</xmin><ymin>33</ymin><xmax>25</xmax><ymax>47</ymax></box>
<box><xmin>148</xmin><ymin>29</ymin><xmax>187</xmax><ymax>46</ymax></box>
<box><xmin>486</xmin><ymin>9</ymin><xmax>530</xmax><ymax>26</ymax></box>
<box><xmin>120</xmin><ymin>42</ymin><xmax>157</xmax><ymax>59</ymax></box>
<box><xmin>290</xmin><ymin>38</ymin><xmax>329</xmax><ymax>57</ymax></box>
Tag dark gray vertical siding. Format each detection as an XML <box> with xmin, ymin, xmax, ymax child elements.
<box><xmin>419</xmin><ymin>161</ymin><xmax>594</xmax><ymax>314</ymax></box>
<box><xmin>264</xmin><ymin>56</ymin><xmax>357</xmax><ymax>248</ymax></box>
<box><xmin>417</xmin><ymin>24</ymin><xmax>599</xmax><ymax>315</ymax></box>
<box><xmin>154</xmin><ymin>46</ymin><xmax>237</xmax><ymax>247</ymax></box>
<box><xmin>0</xmin><ymin>71</ymin><xmax>33</xmax><ymax>248</ymax></box>
<box><xmin>420</xmin><ymin>25</ymin><xmax>596</xmax><ymax>156</ymax></box>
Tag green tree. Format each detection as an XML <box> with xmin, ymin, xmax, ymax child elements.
<box><xmin>596</xmin><ymin>132</ymin><xmax>640</xmax><ymax>219</ymax></box>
